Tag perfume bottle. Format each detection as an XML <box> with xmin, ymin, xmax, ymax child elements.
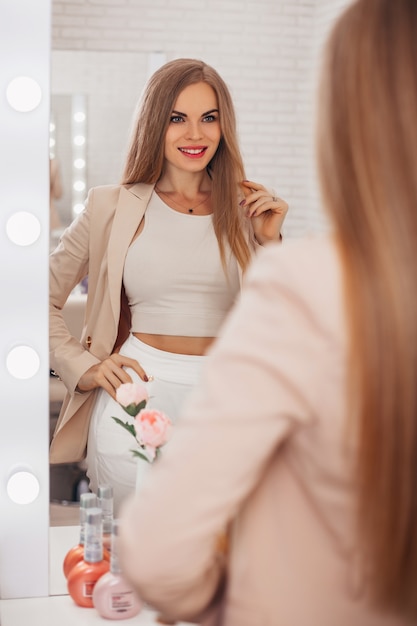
<box><xmin>67</xmin><ymin>507</ymin><xmax>111</xmax><ymax>608</ymax></box>
<box><xmin>93</xmin><ymin>519</ymin><xmax>143</xmax><ymax>619</ymax></box>
<box><xmin>98</xmin><ymin>484</ymin><xmax>113</xmax><ymax>553</ymax></box>
<box><xmin>63</xmin><ymin>492</ymin><xmax>98</xmax><ymax>579</ymax></box>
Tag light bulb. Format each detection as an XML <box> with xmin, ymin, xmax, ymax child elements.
<box><xmin>6</xmin><ymin>211</ymin><xmax>41</xmax><ymax>246</ymax></box>
<box><xmin>6</xmin><ymin>76</ymin><xmax>42</xmax><ymax>112</ymax></box>
<box><xmin>73</xmin><ymin>135</ymin><xmax>85</xmax><ymax>146</ymax></box>
<box><xmin>73</xmin><ymin>111</ymin><xmax>86</xmax><ymax>123</ymax></box>
<box><xmin>6</xmin><ymin>345</ymin><xmax>40</xmax><ymax>379</ymax></box>
<box><xmin>7</xmin><ymin>471</ymin><xmax>40</xmax><ymax>504</ymax></box>
<box><xmin>73</xmin><ymin>203</ymin><xmax>85</xmax><ymax>215</ymax></box>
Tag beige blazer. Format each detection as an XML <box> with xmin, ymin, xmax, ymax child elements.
<box><xmin>50</xmin><ymin>183</ymin><xmax>254</xmax><ymax>464</ymax></box>
<box><xmin>118</xmin><ymin>235</ymin><xmax>412</xmax><ymax>626</ymax></box>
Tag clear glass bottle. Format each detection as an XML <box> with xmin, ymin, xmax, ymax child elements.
<box><xmin>92</xmin><ymin>519</ymin><xmax>143</xmax><ymax>619</ymax></box>
<box><xmin>67</xmin><ymin>507</ymin><xmax>110</xmax><ymax>608</ymax></box>
<box><xmin>98</xmin><ymin>484</ymin><xmax>113</xmax><ymax>553</ymax></box>
<box><xmin>63</xmin><ymin>492</ymin><xmax>99</xmax><ymax>578</ymax></box>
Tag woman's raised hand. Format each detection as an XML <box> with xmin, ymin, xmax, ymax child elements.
<box><xmin>241</xmin><ymin>180</ymin><xmax>288</xmax><ymax>245</ymax></box>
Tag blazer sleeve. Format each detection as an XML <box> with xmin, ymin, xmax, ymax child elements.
<box><xmin>118</xmin><ymin>241</ymin><xmax>320</xmax><ymax>622</ymax></box>
<box><xmin>49</xmin><ymin>197</ymin><xmax>100</xmax><ymax>393</ymax></box>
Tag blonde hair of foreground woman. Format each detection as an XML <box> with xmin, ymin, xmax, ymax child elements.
<box><xmin>122</xmin><ymin>58</ymin><xmax>250</xmax><ymax>273</ymax></box>
<box><xmin>318</xmin><ymin>0</ymin><xmax>417</xmax><ymax>616</ymax></box>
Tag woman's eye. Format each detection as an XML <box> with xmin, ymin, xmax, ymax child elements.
<box><xmin>170</xmin><ymin>115</ymin><xmax>184</xmax><ymax>123</ymax></box>
<box><xmin>203</xmin><ymin>114</ymin><xmax>217</xmax><ymax>123</ymax></box>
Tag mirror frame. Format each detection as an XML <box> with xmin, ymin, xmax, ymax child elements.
<box><xmin>0</xmin><ymin>0</ymin><xmax>51</xmax><ymax>599</ymax></box>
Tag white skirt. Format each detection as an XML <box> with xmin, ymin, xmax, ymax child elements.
<box><xmin>86</xmin><ymin>334</ymin><xmax>206</xmax><ymax>514</ymax></box>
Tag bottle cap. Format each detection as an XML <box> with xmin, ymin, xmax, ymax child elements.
<box><xmin>98</xmin><ymin>485</ymin><xmax>113</xmax><ymax>500</ymax></box>
<box><xmin>80</xmin><ymin>492</ymin><xmax>98</xmax><ymax>509</ymax></box>
<box><xmin>79</xmin><ymin>493</ymin><xmax>98</xmax><ymax>544</ymax></box>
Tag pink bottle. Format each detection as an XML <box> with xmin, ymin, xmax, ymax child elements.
<box><xmin>92</xmin><ymin>519</ymin><xmax>143</xmax><ymax>619</ymax></box>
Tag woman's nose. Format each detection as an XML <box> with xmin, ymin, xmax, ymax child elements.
<box><xmin>185</xmin><ymin>121</ymin><xmax>202</xmax><ymax>140</ymax></box>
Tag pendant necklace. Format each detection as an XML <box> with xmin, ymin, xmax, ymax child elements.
<box><xmin>155</xmin><ymin>187</ymin><xmax>210</xmax><ymax>213</ymax></box>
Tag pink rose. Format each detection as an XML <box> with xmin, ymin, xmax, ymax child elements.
<box><xmin>134</xmin><ymin>409</ymin><xmax>172</xmax><ymax>461</ymax></box>
<box><xmin>116</xmin><ymin>382</ymin><xmax>149</xmax><ymax>412</ymax></box>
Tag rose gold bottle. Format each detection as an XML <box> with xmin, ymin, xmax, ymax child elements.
<box><xmin>67</xmin><ymin>507</ymin><xmax>110</xmax><ymax>607</ymax></box>
<box><xmin>93</xmin><ymin>519</ymin><xmax>143</xmax><ymax>619</ymax></box>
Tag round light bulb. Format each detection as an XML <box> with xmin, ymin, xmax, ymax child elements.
<box><xmin>7</xmin><ymin>471</ymin><xmax>40</xmax><ymax>504</ymax></box>
<box><xmin>73</xmin><ymin>135</ymin><xmax>85</xmax><ymax>146</ymax></box>
<box><xmin>6</xmin><ymin>76</ymin><xmax>42</xmax><ymax>112</ymax></box>
<box><xmin>73</xmin><ymin>111</ymin><xmax>85</xmax><ymax>123</ymax></box>
<box><xmin>73</xmin><ymin>203</ymin><xmax>85</xmax><ymax>215</ymax></box>
<box><xmin>6</xmin><ymin>211</ymin><xmax>41</xmax><ymax>246</ymax></box>
<box><xmin>6</xmin><ymin>345</ymin><xmax>40</xmax><ymax>379</ymax></box>
<box><xmin>73</xmin><ymin>180</ymin><xmax>85</xmax><ymax>192</ymax></box>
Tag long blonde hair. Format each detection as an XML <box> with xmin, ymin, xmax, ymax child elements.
<box><xmin>318</xmin><ymin>0</ymin><xmax>417</xmax><ymax>615</ymax></box>
<box><xmin>121</xmin><ymin>58</ymin><xmax>251</xmax><ymax>271</ymax></box>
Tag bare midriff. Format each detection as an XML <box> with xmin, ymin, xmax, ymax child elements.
<box><xmin>132</xmin><ymin>332</ymin><xmax>216</xmax><ymax>356</ymax></box>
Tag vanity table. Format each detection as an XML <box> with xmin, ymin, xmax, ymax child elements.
<box><xmin>0</xmin><ymin>525</ymin><xmax>197</xmax><ymax>626</ymax></box>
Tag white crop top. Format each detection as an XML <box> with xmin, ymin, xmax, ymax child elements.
<box><xmin>123</xmin><ymin>192</ymin><xmax>240</xmax><ymax>337</ymax></box>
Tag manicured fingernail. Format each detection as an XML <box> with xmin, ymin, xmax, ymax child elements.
<box><xmin>143</xmin><ymin>375</ymin><xmax>149</xmax><ymax>382</ymax></box>
<box><xmin>239</xmin><ymin>199</ymin><xmax>246</xmax><ymax>206</ymax></box>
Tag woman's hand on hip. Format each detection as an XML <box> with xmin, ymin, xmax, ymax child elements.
<box><xmin>77</xmin><ymin>353</ymin><xmax>149</xmax><ymax>399</ymax></box>
<box><xmin>241</xmin><ymin>180</ymin><xmax>288</xmax><ymax>245</ymax></box>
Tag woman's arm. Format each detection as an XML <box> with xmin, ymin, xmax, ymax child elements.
<box><xmin>50</xmin><ymin>187</ymin><xmax>152</xmax><ymax>397</ymax></box>
<box><xmin>49</xmin><ymin>202</ymin><xmax>100</xmax><ymax>393</ymax></box>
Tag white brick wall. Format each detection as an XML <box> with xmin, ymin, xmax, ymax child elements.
<box><xmin>51</xmin><ymin>0</ymin><xmax>352</xmax><ymax>237</ymax></box>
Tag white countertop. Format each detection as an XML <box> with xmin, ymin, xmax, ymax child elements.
<box><xmin>0</xmin><ymin>526</ymin><xmax>196</xmax><ymax>626</ymax></box>
<box><xmin>0</xmin><ymin>596</ymin><xmax>187</xmax><ymax>626</ymax></box>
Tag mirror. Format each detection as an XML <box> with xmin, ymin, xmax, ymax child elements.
<box><xmin>47</xmin><ymin>5</ymin><xmax>332</xmax><ymax>484</ymax></box>
<box><xmin>0</xmin><ymin>0</ymin><xmax>344</xmax><ymax>609</ymax></box>
<box><xmin>44</xmin><ymin>0</ymin><xmax>337</xmax><ymax>601</ymax></box>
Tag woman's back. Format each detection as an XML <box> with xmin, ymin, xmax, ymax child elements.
<box><xmin>118</xmin><ymin>236</ymin><xmax>414</xmax><ymax>625</ymax></box>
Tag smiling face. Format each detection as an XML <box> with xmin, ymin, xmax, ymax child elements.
<box><xmin>163</xmin><ymin>81</ymin><xmax>221</xmax><ymax>176</ymax></box>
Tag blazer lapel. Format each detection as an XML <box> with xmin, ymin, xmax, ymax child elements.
<box><xmin>107</xmin><ymin>183</ymin><xmax>154</xmax><ymax>322</ymax></box>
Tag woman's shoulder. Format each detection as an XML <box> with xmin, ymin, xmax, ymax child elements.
<box><xmin>246</xmin><ymin>233</ymin><xmax>344</xmax><ymax>327</ymax></box>
<box><xmin>251</xmin><ymin>232</ymin><xmax>339</xmax><ymax>276</ymax></box>
<box><xmin>86</xmin><ymin>183</ymin><xmax>155</xmax><ymax>221</ymax></box>
<box><xmin>88</xmin><ymin>182</ymin><xmax>154</xmax><ymax>201</ymax></box>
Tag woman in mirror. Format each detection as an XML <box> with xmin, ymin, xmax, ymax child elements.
<box><xmin>49</xmin><ymin>58</ymin><xmax>288</xmax><ymax>513</ymax></box>
<box><xmin>116</xmin><ymin>1</ymin><xmax>417</xmax><ymax>624</ymax></box>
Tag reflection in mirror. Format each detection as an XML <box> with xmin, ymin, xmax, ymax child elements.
<box><xmin>49</xmin><ymin>93</ymin><xmax>87</xmax><ymax>250</ymax></box>
<box><xmin>48</xmin><ymin>52</ymin><xmax>150</xmax><ymax>533</ymax></box>
<box><xmin>71</xmin><ymin>94</ymin><xmax>87</xmax><ymax>218</ymax></box>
